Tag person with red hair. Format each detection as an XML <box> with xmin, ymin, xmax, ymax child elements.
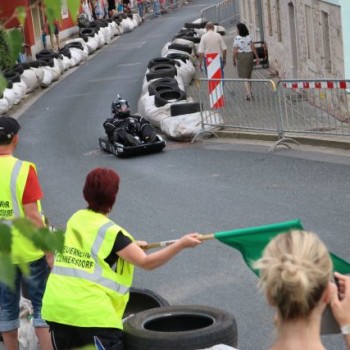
<box><xmin>42</xmin><ymin>168</ymin><xmax>203</xmax><ymax>350</ymax></box>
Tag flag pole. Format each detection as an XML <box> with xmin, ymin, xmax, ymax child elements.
<box><xmin>142</xmin><ymin>233</ymin><xmax>215</xmax><ymax>250</ymax></box>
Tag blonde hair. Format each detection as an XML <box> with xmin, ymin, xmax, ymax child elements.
<box><xmin>254</xmin><ymin>230</ymin><xmax>332</xmax><ymax>320</ymax></box>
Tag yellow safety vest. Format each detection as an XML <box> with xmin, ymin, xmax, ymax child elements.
<box><xmin>42</xmin><ymin>209</ymin><xmax>135</xmax><ymax>329</ymax></box>
<box><xmin>0</xmin><ymin>156</ymin><xmax>44</xmax><ymax>263</ymax></box>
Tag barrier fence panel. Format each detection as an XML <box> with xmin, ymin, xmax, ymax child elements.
<box><xmin>197</xmin><ymin>78</ymin><xmax>278</xmax><ymax>134</ymax></box>
<box><xmin>200</xmin><ymin>0</ymin><xmax>239</xmax><ymax>25</ymax></box>
<box><xmin>277</xmin><ymin>80</ymin><xmax>350</xmax><ymax>138</ymax></box>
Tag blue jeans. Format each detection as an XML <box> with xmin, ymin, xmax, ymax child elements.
<box><xmin>137</xmin><ymin>3</ymin><xmax>144</xmax><ymax>17</ymax></box>
<box><xmin>153</xmin><ymin>0</ymin><xmax>160</xmax><ymax>16</ymax></box>
<box><xmin>0</xmin><ymin>256</ymin><xmax>50</xmax><ymax>332</ymax></box>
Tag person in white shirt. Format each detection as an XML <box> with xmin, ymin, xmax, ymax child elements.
<box><xmin>232</xmin><ymin>22</ymin><xmax>259</xmax><ymax>100</ymax></box>
<box><xmin>198</xmin><ymin>22</ymin><xmax>227</xmax><ymax>77</ymax></box>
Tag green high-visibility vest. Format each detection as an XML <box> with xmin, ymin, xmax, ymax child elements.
<box><xmin>0</xmin><ymin>156</ymin><xmax>44</xmax><ymax>263</ymax></box>
<box><xmin>42</xmin><ymin>209</ymin><xmax>135</xmax><ymax>329</ymax></box>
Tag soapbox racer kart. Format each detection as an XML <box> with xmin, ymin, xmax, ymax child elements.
<box><xmin>98</xmin><ymin>134</ymin><xmax>166</xmax><ymax>158</ymax></box>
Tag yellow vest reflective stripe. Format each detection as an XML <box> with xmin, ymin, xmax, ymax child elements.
<box><xmin>52</xmin><ymin>221</ymin><xmax>130</xmax><ymax>295</ymax></box>
<box><xmin>0</xmin><ymin>156</ymin><xmax>44</xmax><ymax>263</ymax></box>
<box><xmin>42</xmin><ymin>210</ymin><xmax>134</xmax><ymax>329</ymax></box>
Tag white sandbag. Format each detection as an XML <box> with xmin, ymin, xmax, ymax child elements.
<box><xmin>160</xmin><ymin>110</ymin><xmax>223</xmax><ymax>140</ymax></box>
<box><xmin>18</xmin><ymin>297</ymin><xmax>38</xmax><ymax>350</ymax></box>
<box><xmin>138</xmin><ymin>93</ymin><xmax>171</xmax><ymax>128</ymax></box>
<box><xmin>192</xmin><ymin>17</ymin><xmax>207</xmax><ymax>24</ymax></box>
<box><xmin>96</xmin><ymin>31</ymin><xmax>105</xmax><ymax>48</ymax></box>
<box><xmin>71</xmin><ymin>47</ymin><xmax>88</xmax><ymax>63</ymax></box>
<box><xmin>115</xmin><ymin>24</ymin><xmax>124</xmax><ymax>35</ymax></box>
<box><xmin>3</xmin><ymin>88</ymin><xmax>16</xmax><ymax>109</ymax></box>
<box><xmin>49</xmin><ymin>64</ymin><xmax>61</xmax><ymax>82</ymax></box>
<box><xmin>40</xmin><ymin>67</ymin><xmax>54</xmax><ymax>88</ymax></box>
<box><xmin>31</xmin><ymin>67</ymin><xmax>44</xmax><ymax>85</ymax></box>
<box><xmin>216</xmin><ymin>25</ymin><xmax>225</xmax><ymax>35</ymax></box>
<box><xmin>100</xmin><ymin>26</ymin><xmax>112</xmax><ymax>44</ymax></box>
<box><xmin>12</xmin><ymin>82</ymin><xmax>27</xmax><ymax>104</ymax></box>
<box><xmin>21</xmin><ymin>69</ymin><xmax>39</xmax><ymax>93</ymax></box>
<box><xmin>133</xmin><ymin>13</ymin><xmax>142</xmax><ymax>25</ymax></box>
<box><xmin>161</xmin><ymin>42</ymin><xmax>172</xmax><ymax>57</ymax></box>
<box><xmin>195</xmin><ymin>28</ymin><xmax>206</xmax><ymax>37</ymax></box>
<box><xmin>109</xmin><ymin>22</ymin><xmax>118</xmax><ymax>37</ymax></box>
<box><xmin>175</xmin><ymin>59</ymin><xmax>195</xmax><ymax>87</ymax></box>
<box><xmin>201</xmin><ymin>345</ymin><xmax>238</xmax><ymax>350</ymax></box>
<box><xmin>61</xmin><ymin>55</ymin><xmax>72</xmax><ymax>70</ymax></box>
<box><xmin>120</xmin><ymin>19</ymin><xmax>132</xmax><ymax>33</ymax></box>
<box><xmin>86</xmin><ymin>36</ymin><xmax>99</xmax><ymax>54</ymax></box>
<box><xmin>53</xmin><ymin>58</ymin><xmax>65</xmax><ymax>75</ymax></box>
<box><xmin>125</xmin><ymin>17</ymin><xmax>136</xmax><ymax>30</ymax></box>
<box><xmin>0</xmin><ymin>97</ymin><xmax>10</xmax><ymax>114</ymax></box>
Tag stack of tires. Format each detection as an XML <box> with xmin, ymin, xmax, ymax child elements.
<box><xmin>137</xmin><ymin>18</ymin><xmax>225</xmax><ymax>141</ymax></box>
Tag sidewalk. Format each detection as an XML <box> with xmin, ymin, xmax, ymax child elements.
<box><xmin>186</xmin><ymin>24</ymin><xmax>350</xmax><ymax>151</ymax></box>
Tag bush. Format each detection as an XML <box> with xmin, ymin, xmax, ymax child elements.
<box><xmin>0</xmin><ymin>28</ymin><xmax>12</xmax><ymax>70</ymax></box>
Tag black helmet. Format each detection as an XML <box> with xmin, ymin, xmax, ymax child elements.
<box><xmin>111</xmin><ymin>96</ymin><xmax>130</xmax><ymax>117</ymax></box>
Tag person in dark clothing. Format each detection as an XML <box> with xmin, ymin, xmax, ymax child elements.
<box><xmin>103</xmin><ymin>96</ymin><xmax>157</xmax><ymax>146</ymax></box>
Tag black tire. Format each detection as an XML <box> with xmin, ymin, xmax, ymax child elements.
<box><xmin>4</xmin><ymin>71</ymin><xmax>21</xmax><ymax>83</ymax></box>
<box><xmin>6</xmin><ymin>79</ymin><xmax>13</xmax><ymax>89</ymax></box>
<box><xmin>148</xmin><ymin>78</ymin><xmax>179</xmax><ymax>95</ymax></box>
<box><xmin>184</xmin><ymin>21</ymin><xmax>207</xmax><ymax>29</ymax></box>
<box><xmin>35</xmin><ymin>49</ymin><xmax>57</xmax><ymax>60</ymax></box>
<box><xmin>59</xmin><ymin>48</ymin><xmax>72</xmax><ymax>59</ymax></box>
<box><xmin>168</xmin><ymin>43</ymin><xmax>192</xmax><ymax>55</ymax></box>
<box><xmin>13</xmin><ymin>64</ymin><xmax>24</xmax><ymax>75</ymax></box>
<box><xmin>149</xmin><ymin>84</ymin><xmax>181</xmax><ymax>97</ymax></box>
<box><xmin>177</xmin><ymin>35</ymin><xmax>200</xmax><ymax>44</ymax></box>
<box><xmin>147</xmin><ymin>58</ymin><xmax>179</xmax><ymax>69</ymax></box>
<box><xmin>21</xmin><ymin>62</ymin><xmax>31</xmax><ymax>70</ymax></box>
<box><xmin>166</xmin><ymin>53</ymin><xmax>189</xmax><ymax>63</ymax></box>
<box><xmin>63</xmin><ymin>42</ymin><xmax>84</xmax><ymax>51</ymax></box>
<box><xmin>79</xmin><ymin>28</ymin><xmax>95</xmax><ymax>38</ymax></box>
<box><xmin>38</xmin><ymin>58</ymin><xmax>54</xmax><ymax>68</ymax></box>
<box><xmin>146</xmin><ymin>64</ymin><xmax>177</xmax><ymax>82</ymax></box>
<box><xmin>29</xmin><ymin>60</ymin><xmax>41</xmax><ymax>68</ymax></box>
<box><xmin>123</xmin><ymin>305</ymin><xmax>238</xmax><ymax>350</ymax></box>
<box><xmin>154</xmin><ymin>89</ymin><xmax>186</xmax><ymax>107</ymax></box>
<box><xmin>170</xmin><ymin>102</ymin><xmax>201</xmax><ymax>116</ymax></box>
<box><xmin>177</xmin><ymin>29</ymin><xmax>195</xmax><ymax>37</ymax></box>
<box><xmin>123</xmin><ymin>287</ymin><xmax>170</xmax><ymax>319</ymax></box>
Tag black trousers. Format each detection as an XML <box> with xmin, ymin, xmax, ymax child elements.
<box><xmin>48</xmin><ymin>322</ymin><xmax>124</xmax><ymax>350</ymax></box>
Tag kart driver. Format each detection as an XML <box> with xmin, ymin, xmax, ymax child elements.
<box><xmin>103</xmin><ymin>97</ymin><xmax>157</xmax><ymax>146</ymax></box>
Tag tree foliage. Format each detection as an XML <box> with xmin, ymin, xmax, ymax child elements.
<box><xmin>0</xmin><ymin>0</ymin><xmax>80</xmax><ymax>94</ymax></box>
<box><xmin>0</xmin><ymin>219</ymin><xmax>65</xmax><ymax>289</ymax></box>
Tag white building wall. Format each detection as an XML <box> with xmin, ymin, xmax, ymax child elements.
<box><xmin>239</xmin><ymin>0</ymin><xmax>345</xmax><ymax>79</ymax></box>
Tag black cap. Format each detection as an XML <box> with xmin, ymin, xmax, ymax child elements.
<box><xmin>0</xmin><ymin>116</ymin><xmax>21</xmax><ymax>142</ymax></box>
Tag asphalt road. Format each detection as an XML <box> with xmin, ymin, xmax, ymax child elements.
<box><xmin>11</xmin><ymin>2</ymin><xmax>350</xmax><ymax>349</ymax></box>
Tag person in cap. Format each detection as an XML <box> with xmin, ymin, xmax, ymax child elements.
<box><xmin>103</xmin><ymin>96</ymin><xmax>157</xmax><ymax>146</ymax></box>
<box><xmin>0</xmin><ymin>116</ymin><xmax>53</xmax><ymax>350</ymax></box>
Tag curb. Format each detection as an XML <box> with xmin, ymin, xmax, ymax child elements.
<box><xmin>214</xmin><ymin>129</ymin><xmax>350</xmax><ymax>150</ymax></box>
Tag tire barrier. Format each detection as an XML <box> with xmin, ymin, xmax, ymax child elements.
<box><xmin>123</xmin><ymin>287</ymin><xmax>170</xmax><ymax>319</ymax></box>
<box><xmin>0</xmin><ymin>14</ymin><xmax>142</xmax><ymax>116</ymax></box>
<box><xmin>168</xmin><ymin>43</ymin><xmax>192</xmax><ymax>55</ymax></box>
<box><xmin>154</xmin><ymin>89</ymin><xmax>186</xmax><ymax>107</ymax></box>
<box><xmin>184</xmin><ymin>21</ymin><xmax>208</xmax><ymax>29</ymax></box>
<box><xmin>170</xmin><ymin>102</ymin><xmax>201</xmax><ymax>116</ymax></box>
<box><xmin>123</xmin><ymin>305</ymin><xmax>238</xmax><ymax>350</ymax></box>
<box><xmin>146</xmin><ymin>63</ymin><xmax>177</xmax><ymax>81</ymax></box>
<box><xmin>166</xmin><ymin>53</ymin><xmax>190</xmax><ymax>63</ymax></box>
<box><xmin>147</xmin><ymin>58</ymin><xmax>179</xmax><ymax>69</ymax></box>
<box><xmin>149</xmin><ymin>84</ymin><xmax>182</xmax><ymax>96</ymax></box>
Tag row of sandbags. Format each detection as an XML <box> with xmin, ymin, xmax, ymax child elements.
<box><xmin>137</xmin><ymin>18</ymin><xmax>223</xmax><ymax>141</ymax></box>
<box><xmin>0</xmin><ymin>14</ymin><xmax>142</xmax><ymax>116</ymax></box>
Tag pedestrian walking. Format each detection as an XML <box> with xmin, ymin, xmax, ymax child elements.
<box><xmin>232</xmin><ymin>22</ymin><xmax>259</xmax><ymax>100</ymax></box>
<box><xmin>42</xmin><ymin>168</ymin><xmax>203</xmax><ymax>350</ymax></box>
<box><xmin>48</xmin><ymin>21</ymin><xmax>60</xmax><ymax>51</ymax></box>
<box><xmin>0</xmin><ymin>116</ymin><xmax>53</xmax><ymax>350</ymax></box>
<box><xmin>136</xmin><ymin>0</ymin><xmax>144</xmax><ymax>18</ymax></box>
<box><xmin>152</xmin><ymin>0</ymin><xmax>161</xmax><ymax>17</ymax></box>
<box><xmin>197</xmin><ymin>22</ymin><xmax>227</xmax><ymax>77</ymax></box>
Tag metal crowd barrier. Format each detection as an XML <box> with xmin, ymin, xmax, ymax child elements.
<box><xmin>196</xmin><ymin>78</ymin><xmax>350</xmax><ymax>149</ymax></box>
<box><xmin>200</xmin><ymin>0</ymin><xmax>240</xmax><ymax>26</ymax></box>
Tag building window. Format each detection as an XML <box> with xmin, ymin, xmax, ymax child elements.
<box><xmin>305</xmin><ymin>5</ymin><xmax>315</xmax><ymax>60</ymax></box>
<box><xmin>321</xmin><ymin>11</ymin><xmax>331</xmax><ymax>71</ymax></box>
<box><xmin>267</xmin><ymin>0</ymin><xmax>272</xmax><ymax>36</ymax></box>
<box><xmin>276</xmin><ymin>0</ymin><xmax>282</xmax><ymax>42</ymax></box>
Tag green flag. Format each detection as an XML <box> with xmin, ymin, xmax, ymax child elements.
<box><xmin>214</xmin><ymin>219</ymin><xmax>350</xmax><ymax>276</ymax></box>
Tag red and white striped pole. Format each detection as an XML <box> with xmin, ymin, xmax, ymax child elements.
<box><xmin>206</xmin><ymin>52</ymin><xmax>224</xmax><ymax>109</ymax></box>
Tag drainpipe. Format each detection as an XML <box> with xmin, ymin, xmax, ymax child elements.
<box><xmin>257</xmin><ymin>0</ymin><xmax>265</xmax><ymax>42</ymax></box>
